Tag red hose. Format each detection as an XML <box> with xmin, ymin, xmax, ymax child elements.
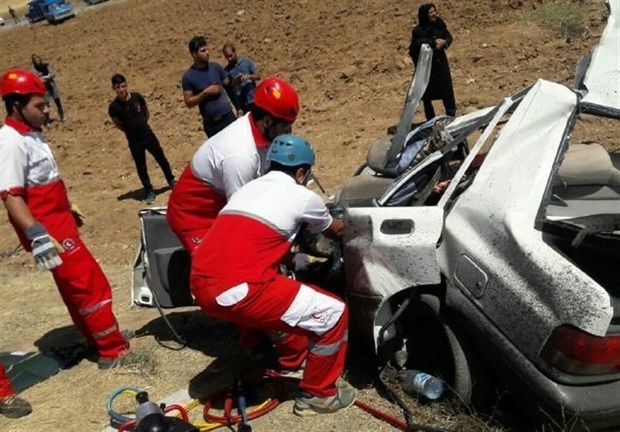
<box><xmin>118</xmin><ymin>419</ymin><xmax>137</xmax><ymax>432</ymax></box>
<box><xmin>202</xmin><ymin>376</ymin><xmax>283</xmax><ymax>424</ymax></box>
<box><xmin>164</xmin><ymin>404</ymin><xmax>190</xmax><ymax>422</ymax></box>
<box><xmin>354</xmin><ymin>399</ymin><xmax>410</xmax><ymax>431</ymax></box>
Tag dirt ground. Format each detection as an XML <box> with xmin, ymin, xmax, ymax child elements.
<box><xmin>0</xmin><ymin>0</ymin><xmax>616</xmax><ymax>431</ymax></box>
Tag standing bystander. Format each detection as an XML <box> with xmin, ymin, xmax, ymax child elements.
<box><xmin>0</xmin><ymin>69</ymin><xmax>130</xmax><ymax>370</ymax></box>
<box><xmin>408</xmin><ymin>3</ymin><xmax>457</xmax><ymax>120</ymax></box>
<box><xmin>222</xmin><ymin>43</ymin><xmax>262</xmax><ymax>116</ymax></box>
<box><xmin>182</xmin><ymin>36</ymin><xmax>236</xmax><ymax>138</ymax></box>
<box><xmin>108</xmin><ymin>74</ymin><xmax>176</xmax><ymax>205</ymax></box>
<box><xmin>8</xmin><ymin>6</ymin><xmax>18</xmax><ymax>24</ymax></box>
<box><xmin>31</xmin><ymin>54</ymin><xmax>65</xmax><ymax>123</ymax></box>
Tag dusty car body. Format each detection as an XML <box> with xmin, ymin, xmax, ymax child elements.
<box><xmin>337</xmin><ymin>1</ymin><xmax>619</xmax><ymax>429</ymax></box>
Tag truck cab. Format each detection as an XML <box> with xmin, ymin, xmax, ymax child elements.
<box><xmin>26</xmin><ymin>0</ymin><xmax>75</xmax><ymax>25</ymax></box>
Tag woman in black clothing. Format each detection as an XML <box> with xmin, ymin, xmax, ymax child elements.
<box><xmin>408</xmin><ymin>3</ymin><xmax>457</xmax><ymax>120</ymax></box>
<box><xmin>31</xmin><ymin>54</ymin><xmax>65</xmax><ymax>123</ymax></box>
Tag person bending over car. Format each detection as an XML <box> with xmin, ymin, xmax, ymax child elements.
<box><xmin>167</xmin><ymin>76</ymin><xmax>299</xmax><ymax>252</ymax></box>
<box><xmin>189</xmin><ymin>134</ymin><xmax>355</xmax><ymax>416</ymax></box>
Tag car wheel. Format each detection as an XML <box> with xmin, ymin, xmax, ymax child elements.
<box><xmin>402</xmin><ymin>293</ymin><xmax>491</xmax><ymax>407</ymax></box>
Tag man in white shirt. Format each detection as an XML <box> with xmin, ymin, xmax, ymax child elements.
<box><xmin>167</xmin><ymin>76</ymin><xmax>300</xmax><ymax>252</ymax></box>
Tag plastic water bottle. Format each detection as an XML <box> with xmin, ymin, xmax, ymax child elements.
<box><xmin>398</xmin><ymin>369</ymin><xmax>444</xmax><ymax>400</ymax></box>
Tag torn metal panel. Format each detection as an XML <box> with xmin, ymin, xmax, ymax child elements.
<box><xmin>576</xmin><ymin>0</ymin><xmax>619</xmax><ymax>117</ymax></box>
<box><xmin>383</xmin><ymin>44</ymin><xmax>433</xmax><ymax>169</ymax></box>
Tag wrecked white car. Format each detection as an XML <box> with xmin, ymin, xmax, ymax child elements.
<box><xmin>336</xmin><ymin>2</ymin><xmax>619</xmax><ymax>430</ymax></box>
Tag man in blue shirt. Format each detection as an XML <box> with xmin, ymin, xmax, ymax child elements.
<box><xmin>222</xmin><ymin>44</ymin><xmax>262</xmax><ymax>115</ymax></box>
<box><xmin>182</xmin><ymin>36</ymin><xmax>236</xmax><ymax>138</ymax></box>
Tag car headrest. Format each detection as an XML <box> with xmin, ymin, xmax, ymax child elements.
<box><xmin>555</xmin><ymin>143</ymin><xmax>619</xmax><ymax>187</ymax></box>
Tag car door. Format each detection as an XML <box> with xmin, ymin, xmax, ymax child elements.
<box><xmin>345</xmin><ymin>206</ymin><xmax>443</xmax><ymax>298</ymax></box>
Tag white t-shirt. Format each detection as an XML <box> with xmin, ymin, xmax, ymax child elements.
<box><xmin>0</xmin><ymin>121</ymin><xmax>60</xmax><ymax>198</ymax></box>
<box><xmin>189</xmin><ymin>113</ymin><xmax>269</xmax><ymax>199</ymax></box>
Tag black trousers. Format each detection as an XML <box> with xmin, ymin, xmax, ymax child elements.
<box><xmin>53</xmin><ymin>97</ymin><xmax>65</xmax><ymax>121</ymax></box>
<box><xmin>202</xmin><ymin>111</ymin><xmax>236</xmax><ymax>138</ymax></box>
<box><xmin>422</xmin><ymin>95</ymin><xmax>457</xmax><ymax>121</ymax></box>
<box><xmin>129</xmin><ymin>136</ymin><xmax>175</xmax><ymax>192</ymax></box>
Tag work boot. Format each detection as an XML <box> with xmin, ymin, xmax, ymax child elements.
<box><xmin>0</xmin><ymin>395</ymin><xmax>33</xmax><ymax>419</ymax></box>
<box><xmin>293</xmin><ymin>382</ymin><xmax>356</xmax><ymax>416</ymax></box>
<box><xmin>145</xmin><ymin>190</ymin><xmax>156</xmax><ymax>205</ymax></box>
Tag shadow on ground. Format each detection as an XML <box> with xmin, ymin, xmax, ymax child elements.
<box><xmin>33</xmin><ymin>325</ymin><xmax>94</xmax><ymax>369</ymax></box>
<box><xmin>117</xmin><ymin>185</ymin><xmax>171</xmax><ymax>202</ymax></box>
<box><xmin>134</xmin><ymin>309</ymin><xmax>240</xmax><ymax>357</ymax></box>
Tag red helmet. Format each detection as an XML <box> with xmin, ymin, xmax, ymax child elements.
<box><xmin>253</xmin><ymin>76</ymin><xmax>300</xmax><ymax>123</ymax></box>
<box><xmin>0</xmin><ymin>69</ymin><xmax>47</xmax><ymax>99</ymax></box>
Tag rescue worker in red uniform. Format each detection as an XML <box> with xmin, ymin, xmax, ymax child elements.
<box><xmin>0</xmin><ymin>362</ymin><xmax>32</xmax><ymax>419</ymax></box>
<box><xmin>190</xmin><ymin>134</ymin><xmax>356</xmax><ymax>416</ymax></box>
<box><xmin>166</xmin><ymin>76</ymin><xmax>300</xmax><ymax>253</ymax></box>
<box><xmin>0</xmin><ymin>69</ymin><xmax>130</xmax><ymax>370</ymax></box>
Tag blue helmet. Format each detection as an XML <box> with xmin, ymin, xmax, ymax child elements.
<box><xmin>267</xmin><ymin>134</ymin><xmax>315</xmax><ymax>167</ymax></box>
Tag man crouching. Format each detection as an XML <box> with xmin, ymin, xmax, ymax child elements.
<box><xmin>189</xmin><ymin>134</ymin><xmax>355</xmax><ymax>416</ymax></box>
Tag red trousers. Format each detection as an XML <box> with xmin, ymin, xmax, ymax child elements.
<box><xmin>167</xmin><ymin>165</ymin><xmax>227</xmax><ymax>253</ymax></box>
<box><xmin>50</xmin><ymin>236</ymin><xmax>129</xmax><ymax>359</ymax></box>
<box><xmin>0</xmin><ymin>362</ymin><xmax>14</xmax><ymax>399</ymax></box>
<box><xmin>7</xmin><ymin>180</ymin><xmax>128</xmax><ymax>360</ymax></box>
<box><xmin>191</xmin><ymin>274</ymin><xmax>349</xmax><ymax>397</ymax></box>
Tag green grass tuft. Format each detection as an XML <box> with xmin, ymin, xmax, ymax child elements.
<box><xmin>524</xmin><ymin>1</ymin><xmax>586</xmax><ymax>38</ymax></box>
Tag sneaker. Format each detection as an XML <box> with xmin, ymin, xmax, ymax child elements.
<box><xmin>0</xmin><ymin>395</ymin><xmax>33</xmax><ymax>419</ymax></box>
<box><xmin>168</xmin><ymin>179</ymin><xmax>177</xmax><ymax>188</ymax></box>
<box><xmin>97</xmin><ymin>352</ymin><xmax>127</xmax><ymax>370</ymax></box>
<box><xmin>293</xmin><ymin>382</ymin><xmax>356</xmax><ymax>417</ymax></box>
<box><xmin>145</xmin><ymin>190</ymin><xmax>156</xmax><ymax>205</ymax></box>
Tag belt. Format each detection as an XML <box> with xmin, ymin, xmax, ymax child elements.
<box><xmin>205</xmin><ymin>113</ymin><xmax>231</xmax><ymax>124</ymax></box>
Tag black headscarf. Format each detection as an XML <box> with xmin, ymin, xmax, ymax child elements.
<box><xmin>417</xmin><ymin>3</ymin><xmax>448</xmax><ymax>32</ymax></box>
<box><xmin>418</xmin><ymin>3</ymin><xmax>436</xmax><ymax>27</ymax></box>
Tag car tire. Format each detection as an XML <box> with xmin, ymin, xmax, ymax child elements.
<box><xmin>402</xmin><ymin>293</ymin><xmax>491</xmax><ymax>407</ymax></box>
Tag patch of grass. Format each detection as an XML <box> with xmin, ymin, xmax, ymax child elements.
<box><xmin>115</xmin><ymin>347</ymin><xmax>158</xmax><ymax>376</ymax></box>
<box><xmin>524</xmin><ymin>1</ymin><xmax>586</xmax><ymax>38</ymax></box>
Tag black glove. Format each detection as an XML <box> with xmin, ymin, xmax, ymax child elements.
<box><xmin>25</xmin><ymin>222</ymin><xmax>64</xmax><ymax>271</ymax></box>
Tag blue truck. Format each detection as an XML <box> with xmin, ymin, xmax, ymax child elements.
<box><xmin>26</xmin><ymin>0</ymin><xmax>75</xmax><ymax>25</ymax></box>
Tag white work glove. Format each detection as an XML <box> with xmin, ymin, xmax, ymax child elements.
<box><xmin>24</xmin><ymin>222</ymin><xmax>65</xmax><ymax>271</ymax></box>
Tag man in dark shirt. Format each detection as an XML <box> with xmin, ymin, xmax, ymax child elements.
<box><xmin>182</xmin><ymin>36</ymin><xmax>236</xmax><ymax>138</ymax></box>
<box><xmin>108</xmin><ymin>74</ymin><xmax>175</xmax><ymax>204</ymax></box>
